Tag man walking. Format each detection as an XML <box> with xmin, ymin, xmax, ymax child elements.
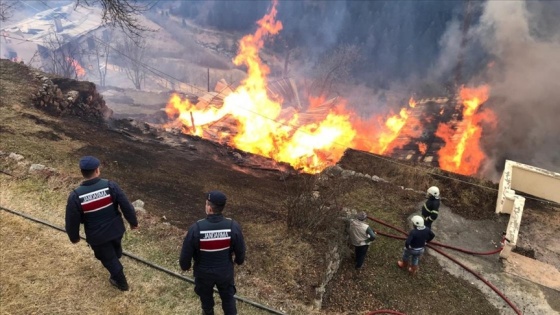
<box><xmin>397</xmin><ymin>215</ymin><xmax>435</xmax><ymax>275</ymax></box>
<box><xmin>180</xmin><ymin>190</ymin><xmax>246</xmax><ymax>315</ymax></box>
<box><xmin>348</xmin><ymin>211</ymin><xmax>376</xmax><ymax>270</ymax></box>
<box><xmin>65</xmin><ymin>156</ymin><xmax>138</xmax><ymax>291</ymax></box>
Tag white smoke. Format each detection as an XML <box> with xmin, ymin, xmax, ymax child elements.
<box><xmin>473</xmin><ymin>1</ymin><xmax>560</xmax><ymax>174</ymax></box>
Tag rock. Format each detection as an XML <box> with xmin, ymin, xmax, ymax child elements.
<box><xmin>132</xmin><ymin>199</ymin><xmax>145</xmax><ymax>209</ymax></box>
<box><xmin>312</xmin><ymin>191</ymin><xmax>320</xmax><ymax>199</ymax></box>
<box><xmin>8</xmin><ymin>152</ymin><xmax>24</xmax><ymax>161</ymax></box>
<box><xmin>323</xmin><ymin>165</ymin><xmax>343</xmax><ymax>177</ymax></box>
<box><xmin>371</xmin><ymin>175</ymin><xmax>380</xmax><ymax>182</ymax></box>
<box><xmin>29</xmin><ymin>164</ymin><xmax>47</xmax><ymax>172</ymax></box>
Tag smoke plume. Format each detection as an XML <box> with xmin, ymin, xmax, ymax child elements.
<box><xmin>475</xmin><ymin>1</ymin><xmax>560</xmax><ymax>174</ymax></box>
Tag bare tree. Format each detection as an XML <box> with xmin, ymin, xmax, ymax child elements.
<box><xmin>42</xmin><ymin>30</ymin><xmax>85</xmax><ymax>79</ymax></box>
<box><xmin>90</xmin><ymin>32</ymin><xmax>113</xmax><ymax>87</ymax></box>
<box><xmin>115</xmin><ymin>33</ymin><xmax>147</xmax><ymax>89</ymax></box>
<box><xmin>0</xmin><ymin>0</ymin><xmax>18</xmax><ymax>22</ymax></box>
<box><xmin>310</xmin><ymin>44</ymin><xmax>362</xmax><ymax>97</ymax></box>
<box><xmin>75</xmin><ymin>0</ymin><xmax>155</xmax><ymax>38</ymax></box>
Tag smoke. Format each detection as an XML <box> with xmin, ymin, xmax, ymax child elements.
<box><xmin>474</xmin><ymin>1</ymin><xmax>560</xmax><ymax>174</ymax></box>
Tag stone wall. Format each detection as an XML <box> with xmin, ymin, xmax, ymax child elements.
<box><xmin>31</xmin><ymin>71</ymin><xmax>112</xmax><ymax>121</ymax></box>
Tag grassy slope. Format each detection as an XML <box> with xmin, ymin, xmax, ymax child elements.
<box><xmin>1</xmin><ymin>59</ymin><xmax>500</xmax><ymax>314</ymax></box>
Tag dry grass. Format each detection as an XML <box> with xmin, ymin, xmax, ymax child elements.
<box><xmin>0</xmin><ymin>163</ymin><xmax>277</xmax><ymax>315</ymax></box>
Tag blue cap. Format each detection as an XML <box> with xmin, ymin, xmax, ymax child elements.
<box><xmin>79</xmin><ymin>156</ymin><xmax>100</xmax><ymax>171</ymax></box>
<box><xmin>207</xmin><ymin>190</ymin><xmax>227</xmax><ymax>206</ymax></box>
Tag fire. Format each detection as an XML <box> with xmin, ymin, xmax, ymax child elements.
<box><xmin>164</xmin><ymin>1</ymin><xmax>445</xmax><ymax>174</ymax></box>
<box><xmin>165</xmin><ymin>1</ymin><xmax>358</xmax><ymax>173</ymax></box>
<box><xmin>409</xmin><ymin>97</ymin><xmax>416</xmax><ymax>108</ymax></box>
<box><xmin>435</xmin><ymin>85</ymin><xmax>496</xmax><ymax>175</ymax></box>
<box><xmin>66</xmin><ymin>57</ymin><xmax>85</xmax><ymax>77</ymax></box>
<box><xmin>418</xmin><ymin>142</ymin><xmax>428</xmax><ymax>155</ymax></box>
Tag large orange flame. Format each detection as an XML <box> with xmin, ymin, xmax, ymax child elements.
<box><xmin>164</xmin><ymin>2</ymin><xmax>430</xmax><ymax>173</ymax></box>
<box><xmin>435</xmin><ymin>86</ymin><xmax>496</xmax><ymax>175</ymax></box>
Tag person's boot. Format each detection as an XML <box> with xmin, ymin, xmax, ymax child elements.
<box><xmin>201</xmin><ymin>308</ymin><xmax>214</xmax><ymax>315</ymax></box>
<box><xmin>110</xmin><ymin>271</ymin><xmax>129</xmax><ymax>291</ymax></box>
<box><xmin>408</xmin><ymin>265</ymin><xmax>419</xmax><ymax>276</ymax></box>
<box><xmin>397</xmin><ymin>260</ymin><xmax>408</xmax><ymax>269</ymax></box>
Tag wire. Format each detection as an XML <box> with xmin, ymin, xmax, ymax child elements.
<box><xmin>0</xmin><ymin>205</ymin><xmax>286</xmax><ymax>315</ymax></box>
<box><xmin>4</xmin><ymin>4</ymin><xmax>558</xmax><ymax>207</ymax></box>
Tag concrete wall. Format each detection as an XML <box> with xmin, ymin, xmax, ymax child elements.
<box><xmin>495</xmin><ymin>160</ymin><xmax>560</xmax><ymax>258</ymax></box>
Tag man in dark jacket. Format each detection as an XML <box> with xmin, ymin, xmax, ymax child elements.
<box><xmin>65</xmin><ymin>156</ymin><xmax>138</xmax><ymax>291</ymax></box>
<box><xmin>397</xmin><ymin>215</ymin><xmax>435</xmax><ymax>275</ymax></box>
<box><xmin>422</xmin><ymin>186</ymin><xmax>441</xmax><ymax>229</ymax></box>
<box><xmin>180</xmin><ymin>190</ymin><xmax>246</xmax><ymax>315</ymax></box>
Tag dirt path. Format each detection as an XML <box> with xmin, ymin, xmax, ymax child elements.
<box><xmin>426</xmin><ymin>203</ymin><xmax>560</xmax><ymax>315</ymax></box>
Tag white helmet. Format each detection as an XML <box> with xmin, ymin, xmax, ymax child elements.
<box><xmin>411</xmin><ymin>215</ymin><xmax>424</xmax><ymax>228</ymax></box>
<box><xmin>427</xmin><ymin>186</ymin><xmax>440</xmax><ymax>199</ymax></box>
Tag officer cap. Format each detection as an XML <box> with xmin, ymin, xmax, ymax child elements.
<box><xmin>79</xmin><ymin>156</ymin><xmax>100</xmax><ymax>171</ymax></box>
<box><xmin>207</xmin><ymin>190</ymin><xmax>227</xmax><ymax>206</ymax></box>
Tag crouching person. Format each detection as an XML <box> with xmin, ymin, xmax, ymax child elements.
<box><xmin>397</xmin><ymin>215</ymin><xmax>434</xmax><ymax>275</ymax></box>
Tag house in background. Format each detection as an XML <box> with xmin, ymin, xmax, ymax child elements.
<box><xmin>1</xmin><ymin>3</ymin><xmax>108</xmax><ymax>79</ymax></box>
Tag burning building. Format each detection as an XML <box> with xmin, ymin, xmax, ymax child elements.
<box><xmin>163</xmin><ymin>1</ymin><xmax>497</xmax><ymax>177</ymax></box>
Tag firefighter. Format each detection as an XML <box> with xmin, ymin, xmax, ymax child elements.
<box><xmin>180</xmin><ymin>190</ymin><xmax>246</xmax><ymax>315</ymax></box>
<box><xmin>348</xmin><ymin>211</ymin><xmax>376</xmax><ymax>270</ymax></box>
<box><xmin>422</xmin><ymin>186</ymin><xmax>440</xmax><ymax>229</ymax></box>
<box><xmin>65</xmin><ymin>156</ymin><xmax>138</xmax><ymax>291</ymax></box>
<box><xmin>397</xmin><ymin>215</ymin><xmax>435</xmax><ymax>275</ymax></box>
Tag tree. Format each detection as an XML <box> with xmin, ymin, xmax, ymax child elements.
<box><xmin>42</xmin><ymin>30</ymin><xmax>85</xmax><ymax>79</ymax></box>
<box><xmin>115</xmin><ymin>33</ymin><xmax>147</xmax><ymax>89</ymax></box>
<box><xmin>90</xmin><ymin>31</ymin><xmax>113</xmax><ymax>87</ymax></box>
<box><xmin>0</xmin><ymin>0</ymin><xmax>18</xmax><ymax>22</ymax></box>
<box><xmin>75</xmin><ymin>0</ymin><xmax>156</xmax><ymax>37</ymax></box>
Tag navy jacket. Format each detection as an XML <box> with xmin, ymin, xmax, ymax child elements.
<box><xmin>65</xmin><ymin>178</ymin><xmax>137</xmax><ymax>245</ymax></box>
<box><xmin>180</xmin><ymin>214</ymin><xmax>245</xmax><ymax>278</ymax></box>
<box><xmin>405</xmin><ymin>227</ymin><xmax>435</xmax><ymax>249</ymax></box>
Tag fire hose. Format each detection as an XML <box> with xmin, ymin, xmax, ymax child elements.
<box><xmin>0</xmin><ymin>205</ymin><xmax>286</xmax><ymax>315</ymax></box>
<box><xmin>370</xmin><ymin>216</ymin><xmax>507</xmax><ymax>255</ymax></box>
<box><xmin>367</xmin><ymin>215</ymin><xmax>522</xmax><ymax>315</ymax></box>
<box><xmin>0</xmin><ymin>204</ymin><xmax>521</xmax><ymax>315</ymax></box>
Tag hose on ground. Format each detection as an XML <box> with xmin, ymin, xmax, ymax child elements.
<box><xmin>368</xmin><ymin>216</ymin><xmax>505</xmax><ymax>255</ymax></box>
<box><xmin>0</xmin><ymin>205</ymin><xmax>286</xmax><ymax>315</ymax></box>
<box><xmin>367</xmin><ymin>215</ymin><xmax>522</xmax><ymax>315</ymax></box>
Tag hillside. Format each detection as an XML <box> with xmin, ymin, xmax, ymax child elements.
<box><xmin>1</xmin><ymin>59</ymin><xmax>559</xmax><ymax>315</ymax></box>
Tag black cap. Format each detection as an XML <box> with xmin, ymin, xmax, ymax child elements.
<box><xmin>79</xmin><ymin>156</ymin><xmax>100</xmax><ymax>171</ymax></box>
<box><xmin>207</xmin><ymin>190</ymin><xmax>227</xmax><ymax>206</ymax></box>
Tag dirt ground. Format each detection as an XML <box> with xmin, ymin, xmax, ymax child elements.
<box><xmin>2</xmin><ymin>58</ymin><xmax>560</xmax><ymax>314</ymax></box>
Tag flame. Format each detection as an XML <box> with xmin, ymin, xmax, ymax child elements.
<box><xmin>435</xmin><ymin>85</ymin><xmax>496</xmax><ymax>175</ymax></box>
<box><xmin>164</xmin><ymin>1</ymin><xmax>426</xmax><ymax>173</ymax></box>
<box><xmin>418</xmin><ymin>142</ymin><xmax>428</xmax><ymax>155</ymax></box>
<box><xmin>66</xmin><ymin>57</ymin><xmax>85</xmax><ymax>77</ymax></box>
<box><xmin>409</xmin><ymin>97</ymin><xmax>417</xmax><ymax>108</ymax></box>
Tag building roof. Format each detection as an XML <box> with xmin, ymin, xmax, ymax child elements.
<box><xmin>1</xmin><ymin>3</ymin><xmax>104</xmax><ymax>61</ymax></box>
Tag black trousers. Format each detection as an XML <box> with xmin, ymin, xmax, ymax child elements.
<box><xmin>424</xmin><ymin>219</ymin><xmax>434</xmax><ymax>229</ymax></box>
<box><xmin>194</xmin><ymin>275</ymin><xmax>237</xmax><ymax>315</ymax></box>
<box><xmin>90</xmin><ymin>236</ymin><xmax>124</xmax><ymax>279</ymax></box>
<box><xmin>355</xmin><ymin>245</ymin><xmax>369</xmax><ymax>269</ymax></box>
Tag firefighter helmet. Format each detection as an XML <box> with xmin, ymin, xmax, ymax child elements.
<box><xmin>411</xmin><ymin>215</ymin><xmax>425</xmax><ymax>228</ymax></box>
<box><xmin>427</xmin><ymin>186</ymin><xmax>440</xmax><ymax>199</ymax></box>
